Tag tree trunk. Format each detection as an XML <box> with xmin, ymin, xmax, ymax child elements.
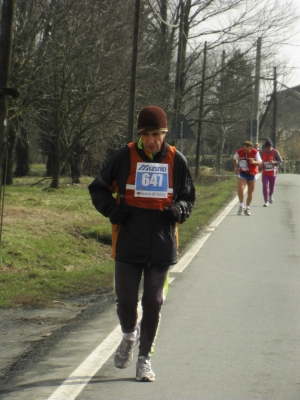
<box><xmin>68</xmin><ymin>156</ymin><xmax>81</xmax><ymax>184</ymax></box>
<box><xmin>215</xmin><ymin>127</ymin><xmax>226</xmax><ymax>174</ymax></box>
<box><xmin>215</xmin><ymin>146</ymin><xmax>221</xmax><ymax>175</ymax></box>
<box><xmin>15</xmin><ymin>126</ymin><xmax>30</xmax><ymax>177</ymax></box>
<box><xmin>50</xmin><ymin>128</ymin><xmax>61</xmax><ymax>189</ymax></box>
<box><xmin>46</xmin><ymin>142</ymin><xmax>55</xmax><ymax>176</ymax></box>
<box><xmin>5</xmin><ymin>122</ymin><xmax>16</xmax><ymax>184</ymax></box>
<box><xmin>50</xmin><ymin>158</ymin><xmax>61</xmax><ymax>189</ymax></box>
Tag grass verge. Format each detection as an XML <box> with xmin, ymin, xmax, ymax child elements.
<box><xmin>0</xmin><ymin>169</ymin><xmax>237</xmax><ymax>308</ymax></box>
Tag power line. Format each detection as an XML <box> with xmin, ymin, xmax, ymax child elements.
<box><xmin>277</xmin><ymin>81</ymin><xmax>300</xmax><ymax>99</ymax></box>
<box><xmin>146</xmin><ymin>0</ymin><xmax>180</xmax><ymax>28</ymax></box>
<box><xmin>277</xmin><ymin>42</ymin><xmax>300</xmax><ymax>47</ymax></box>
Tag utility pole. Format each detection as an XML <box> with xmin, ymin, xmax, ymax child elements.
<box><xmin>127</xmin><ymin>0</ymin><xmax>141</xmax><ymax>143</ymax></box>
<box><xmin>0</xmin><ymin>0</ymin><xmax>16</xmax><ymax>183</ymax></box>
<box><xmin>195</xmin><ymin>41</ymin><xmax>207</xmax><ymax>179</ymax></box>
<box><xmin>272</xmin><ymin>66</ymin><xmax>277</xmax><ymax>148</ymax></box>
<box><xmin>0</xmin><ymin>0</ymin><xmax>16</xmax><ymax>250</ymax></box>
<box><xmin>172</xmin><ymin>0</ymin><xmax>184</xmax><ymax>127</ymax></box>
<box><xmin>252</xmin><ymin>37</ymin><xmax>262</xmax><ymax>144</ymax></box>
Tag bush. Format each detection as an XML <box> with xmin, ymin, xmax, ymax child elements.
<box><xmin>185</xmin><ymin>155</ymin><xmax>196</xmax><ymax>167</ymax></box>
<box><xmin>200</xmin><ymin>156</ymin><xmax>215</xmax><ymax>168</ymax></box>
<box><xmin>279</xmin><ymin>159</ymin><xmax>300</xmax><ymax>173</ymax></box>
<box><xmin>223</xmin><ymin>157</ymin><xmax>233</xmax><ymax>171</ymax></box>
<box><xmin>187</xmin><ymin>154</ymin><xmax>233</xmax><ymax>172</ymax></box>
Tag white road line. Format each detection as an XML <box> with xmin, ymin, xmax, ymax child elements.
<box><xmin>47</xmin><ymin>301</ymin><xmax>143</xmax><ymax>400</ymax></box>
<box><xmin>208</xmin><ymin>195</ymin><xmax>239</xmax><ymax>228</ymax></box>
<box><xmin>47</xmin><ymin>191</ymin><xmax>241</xmax><ymax>399</ymax></box>
<box><xmin>47</xmin><ymin>325</ymin><xmax>122</xmax><ymax>400</ymax></box>
<box><xmin>171</xmin><ymin>194</ymin><xmax>240</xmax><ymax>274</ymax></box>
<box><xmin>170</xmin><ymin>233</ymin><xmax>212</xmax><ymax>273</ymax></box>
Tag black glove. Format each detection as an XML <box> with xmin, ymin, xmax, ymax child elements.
<box><xmin>109</xmin><ymin>206</ymin><xmax>130</xmax><ymax>225</ymax></box>
<box><xmin>162</xmin><ymin>205</ymin><xmax>181</xmax><ymax>222</ymax></box>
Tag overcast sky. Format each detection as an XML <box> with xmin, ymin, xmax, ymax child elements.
<box><xmin>276</xmin><ymin>0</ymin><xmax>300</xmax><ymax>89</ymax></box>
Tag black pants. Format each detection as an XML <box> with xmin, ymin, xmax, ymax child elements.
<box><xmin>114</xmin><ymin>261</ymin><xmax>169</xmax><ymax>357</ymax></box>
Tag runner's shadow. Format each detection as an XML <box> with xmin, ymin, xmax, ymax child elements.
<box><xmin>0</xmin><ymin>376</ymin><xmax>136</xmax><ymax>395</ymax></box>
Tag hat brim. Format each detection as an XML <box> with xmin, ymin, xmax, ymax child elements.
<box><xmin>138</xmin><ymin>127</ymin><xmax>168</xmax><ymax>134</ymax></box>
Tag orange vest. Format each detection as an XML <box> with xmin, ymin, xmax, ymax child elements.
<box><xmin>110</xmin><ymin>143</ymin><xmax>177</xmax><ymax>258</ymax></box>
<box><xmin>124</xmin><ymin>142</ymin><xmax>176</xmax><ymax>210</ymax></box>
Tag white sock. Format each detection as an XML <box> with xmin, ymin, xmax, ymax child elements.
<box><xmin>124</xmin><ymin>329</ymin><xmax>137</xmax><ymax>340</ymax></box>
<box><xmin>240</xmin><ymin>202</ymin><xmax>244</xmax><ymax>207</ymax></box>
<box><xmin>246</xmin><ymin>205</ymin><xmax>250</xmax><ymax>209</ymax></box>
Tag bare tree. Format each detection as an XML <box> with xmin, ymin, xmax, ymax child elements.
<box><xmin>4</xmin><ymin>0</ymin><xmax>300</xmax><ymax>184</ymax></box>
<box><xmin>133</xmin><ymin>0</ymin><xmax>298</xmax><ymax>169</ymax></box>
<box><xmin>8</xmin><ymin>0</ymin><xmax>134</xmax><ymax>186</ymax></box>
<box><xmin>205</xmin><ymin>50</ymin><xmax>254</xmax><ymax>172</ymax></box>
<box><xmin>5</xmin><ymin>0</ymin><xmax>59</xmax><ymax>181</ymax></box>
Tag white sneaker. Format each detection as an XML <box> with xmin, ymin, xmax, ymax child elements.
<box><xmin>263</xmin><ymin>202</ymin><xmax>269</xmax><ymax>207</ymax></box>
<box><xmin>136</xmin><ymin>356</ymin><xmax>155</xmax><ymax>382</ymax></box>
<box><xmin>269</xmin><ymin>195</ymin><xmax>273</xmax><ymax>204</ymax></box>
<box><xmin>237</xmin><ymin>206</ymin><xmax>245</xmax><ymax>215</ymax></box>
<box><xmin>244</xmin><ymin>208</ymin><xmax>251</xmax><ymax>216</ymax></box>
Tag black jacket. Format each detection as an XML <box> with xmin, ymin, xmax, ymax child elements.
<box><xmin>88</xmin><ymin>141</ymin><xmax>195</xmax><ymax>266</ymax></box>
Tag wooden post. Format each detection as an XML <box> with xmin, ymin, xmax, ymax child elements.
<box><xmin>127</xmin><ymin>0</ymin><xmax>141</xmax><ymax>143</ymax></box>
<box><xmin>172</xmin><ymin>0</ymin><xmax>184</xmax><ymax>127</ymax></box>
<box><xmin>253</xmin><ymin>37</ymin><xmax>262</xmax><ymax>143</ymax></box>
<box><xmin>272</xmin><ymin>66</ymin><xmax>277</xmax><ymax>148</ymax></box>
<box><xmin>195</xmin><ymin>41</ymin><xmax>207</xmax><ymax>178</ymax></box>
<box><xmin>0</xmin><ymin>0</ymin><xmax>16</xmax><ymax>183</ymax></box>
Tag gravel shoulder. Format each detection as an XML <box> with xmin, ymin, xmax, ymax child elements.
<box><xmin>0</xmin><ymin>291</ymin><xmax>116</xmax><ymax>389</ymax></box>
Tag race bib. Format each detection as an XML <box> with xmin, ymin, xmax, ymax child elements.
<box><xmin>239</xmin><ymin>159</ymin><xmax>248</xmax><ymax>171</ymax></box>
<box><xmin>264</xmin><ymin>161</ymin><xmax>273</xmax><ymax>171</ymax></box>
<box><xmin>135</xmin><ymin>162</ymin><xmax>169</xmax><ymax>198</ymax></box>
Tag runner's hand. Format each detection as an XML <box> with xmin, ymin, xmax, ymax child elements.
<box><xmin>109</xmin><ymin>206</ymin><xmax>130</xmax><ymax>224</ymax></box>
<box><xmin>162</xmin><ymin>205</ymin><xmax>181</xmax><ymax>222</ymax></box>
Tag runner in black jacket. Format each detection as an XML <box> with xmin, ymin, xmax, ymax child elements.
<box><xmin>88</xmin><ymin>106</ymin><xmax>195</xmax><ymax>381</ymax></box>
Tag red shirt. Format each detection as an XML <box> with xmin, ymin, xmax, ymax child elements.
<box><xmin>236</xmin><ymin>148</ymin><xmax>259</xmax><ymax>175</ymax></box>
<box><xmin>262</xmin><ymin>149</ymin><xmax>277</xmax><ymax>177</ymax></box>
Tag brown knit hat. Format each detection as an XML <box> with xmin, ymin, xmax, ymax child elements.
<box><xmin>137</xmin><ymin>106</ymin><xmax>168</xmax><ymax>134</ymax></box>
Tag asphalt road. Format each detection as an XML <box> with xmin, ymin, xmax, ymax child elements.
<box><xmin>1</xmin><ymin>173</ymin><xmax>300</xmax><ymax>400</ymax></box>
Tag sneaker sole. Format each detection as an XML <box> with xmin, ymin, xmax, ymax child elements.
<box><xmin>136</xmin><ymin>376</ymin><xmax>155</xmax><ymax>382</ymax></box>
<box><xmin>114</xmin><ymin>353</ymin><xmax>133</xmax><ymax>369</ymax></box>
